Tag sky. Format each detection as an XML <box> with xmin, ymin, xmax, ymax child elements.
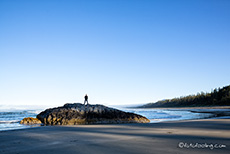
<box><xmin>0</xmin><ymin>0</ymin><xmax>230</xmax><ymax>107</ymax></box>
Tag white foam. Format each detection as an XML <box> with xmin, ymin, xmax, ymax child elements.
<box><xmin>0</xmin><ymin>120</ymin><xmax>20</xmax><ymax>124</ymax></box>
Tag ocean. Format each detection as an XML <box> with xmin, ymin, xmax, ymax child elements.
<box><xmin>0</xmin><ymin>106</ymin><xmax>223</xmax><ymax>131</ymax></box>
<box><xmin>0</xmin><ymin>109</ymin><xmax>41</xmax><ymax>131</ymax></box>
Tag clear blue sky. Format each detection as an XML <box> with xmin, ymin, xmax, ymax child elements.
<box><xmin>0</xmin><ymin>0</ymin><xmax>230</xmax><ymax>107</ymax></box>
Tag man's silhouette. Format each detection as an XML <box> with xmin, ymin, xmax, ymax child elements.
<box><xmin>84</xmin><ymin>94</ymin><xmax>89</xmax><ymax>105</ymax></box>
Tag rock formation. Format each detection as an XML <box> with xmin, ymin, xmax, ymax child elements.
<box><xmin>20</xmin><ymin>117</ymin><xmax>42</xmax><ymax>125</ymax></box>
<box><xmin>36</xmin><ymin>103</ymin><xmax>150</xmax><ymax>125</ymax></box>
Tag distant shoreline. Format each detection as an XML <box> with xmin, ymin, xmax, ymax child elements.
<box><xmin>138</xmin><ymin>85</ymin><xmax>230</xmax><ymax>108</ymax></box>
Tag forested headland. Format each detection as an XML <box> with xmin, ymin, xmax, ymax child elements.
<box><xmin>138</xmin><ymin>85</ymin><xmax>230</xmax><ymax>108</ymax></box>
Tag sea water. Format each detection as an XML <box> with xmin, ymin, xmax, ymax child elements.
<box><xmin>0</xmin><ymin>110</ymin><xmax>42</xmax><ymax>131</ymax></box>
<box><xmin>0</xmin><ymin>106</ymin><xmax>223</xmax><ymax>131</ymax></box>
<box><xmin>122</xmin><ymin>108</ymin><xmax>214</xmax><ymax>122</ymax></box>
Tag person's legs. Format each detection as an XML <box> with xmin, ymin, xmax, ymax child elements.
<box><xmin>84</xmin><ymin>100</ymin><xmax>89</xmax><ymax>105</ymax></box>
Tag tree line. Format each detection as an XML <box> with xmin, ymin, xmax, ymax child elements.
<box><xmin>139</xmin><ymin>85</ymin><xmax>230</xmax><ymax>108</ymax></box>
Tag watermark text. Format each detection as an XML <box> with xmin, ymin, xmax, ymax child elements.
<box><xmin>178</xmin><ymin>142</ymin><xmax>226</xmax><ymax>150</ymax></box>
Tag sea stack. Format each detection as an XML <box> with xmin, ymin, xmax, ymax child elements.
<box><xmin>36</xmin><ymin>103</ymin><xmax>150</xmax><ymax>125</ymax></box>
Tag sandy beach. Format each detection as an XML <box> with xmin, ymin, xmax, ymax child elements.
<box><xmin>0</xmin><ymin>118</ymin><xmax>229</xmax><ymax>154</ymax></box>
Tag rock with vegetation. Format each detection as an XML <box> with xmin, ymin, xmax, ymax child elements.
<box><xmin>36</xmin><ymin>103</ymin><xmax>150</xmax><ymax>125</ymax></box>
<box><xmin>20</xmin><ymin>117</ymin><xmax>42</xmax><ymax>125</ymax></box>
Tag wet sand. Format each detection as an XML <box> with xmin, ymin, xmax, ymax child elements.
<box><xmin>0</xmin><ymin>118</ymin><xmax>229</xmax><ymax>154</ymax></box>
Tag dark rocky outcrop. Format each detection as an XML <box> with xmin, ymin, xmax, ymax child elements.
<box><xmin>36</xmin><ymin>103</ymin><xmax>150</xmax><ymax>125</ymax></box>
<box><xmin>20</xmin><ymin>117</ymin><xmax>42</xmax><ymax>125</ymax></box>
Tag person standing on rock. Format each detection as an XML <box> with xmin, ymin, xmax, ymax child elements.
<box><xmin>84</xmin><ymin>94</ymin><xmax>89</xmax><ymax>105</ymax></box>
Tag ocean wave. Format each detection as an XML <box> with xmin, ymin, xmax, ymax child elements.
<box><xmin>0</xmin><ymin>110</ymin><xmax>39</xmax><ymax>116</ymax></box>
<box><xmin>0</xmin><ymin>111</ymin><xmax>28</xmax><ymax>115</ymax></box>
<box><xmin>26</xmin><ymin>110</ymin><xmax>42</xmax><ymax>114</ymax></box>
<box><xmin>0</xmin><ymin>120</ymin><xmax>20</xmax><ymax>124</ymax></box>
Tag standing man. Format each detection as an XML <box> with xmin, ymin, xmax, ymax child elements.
<box><xmin>84</xmin><ymin>94</ymin><xmax>89</xmax><ymax>105</ymax></box>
